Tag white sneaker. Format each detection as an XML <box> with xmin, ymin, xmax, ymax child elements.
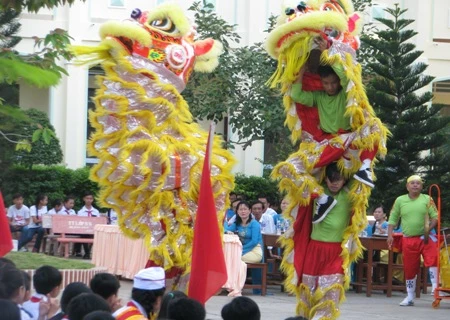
<box><xmin>399</xmin><ymin>297</ymin><xmax>414</xmax><ymax>306</ymax></box>
<box><xmin>19</xmin><ymin>247</ymin><xmax>28</xmax><ymax>252</ymax></box>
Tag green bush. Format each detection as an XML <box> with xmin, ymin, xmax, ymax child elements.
<box><xmin>0</xmin><ymin>165</ymin><xmax>99</xmax><ymax>210</ymax></box>
<box><xmin>233</xmin><ymin>173</ymin><xmax>281</xmax><ymax>206</ymax></box>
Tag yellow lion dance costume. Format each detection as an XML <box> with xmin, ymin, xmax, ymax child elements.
<box><xmin>72</xmin><ymin>3</ymin><xmax>235</xmax><ymax>289</ymax></box>
<box><xmin>266</xmin><ymin>1</ymin><xmax>388</xmax><ymax>319</ymax></box>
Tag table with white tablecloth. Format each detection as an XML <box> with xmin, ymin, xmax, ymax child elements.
<box><xmin>92</xmin><ymin>225</ymin><xmax>246</xmax><ymax>295</ymax></box>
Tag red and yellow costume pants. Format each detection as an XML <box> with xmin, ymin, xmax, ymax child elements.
<box><xmin>298</xmin><ymin>240</ymin><xmax>345</xmax><ymax>320</ymax></box>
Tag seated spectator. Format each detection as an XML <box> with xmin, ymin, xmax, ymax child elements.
<box><xmin>74</xmin><ymin>192</ymin><xmax>100</xmax><ymax>259</ymax></box>
<box><xmin>251</xmin><ymin>201</ymin><xmax>276</xmax><ymax>234</ymax></box>
<box><xmin>23</xmin><ymin>265</ymin><xmax>62</xmax><ymax>319</ymax></box>
<box><xmin>60</xmin><ymin>196</ymin><xmax>76</xmax><ymax>215</ymax></box>
<box><xmin>371</xmin><ymin>204</ymin><xmax>388</xmax><ymax>236</ymax></box>
<box><xmin>47</xmin><ymin>199</ymin><xmax>63</xmax><ymax>215</ymax></box>
<box><xmin>221</xmin><ymin>296</ymin><xmax>260</xmax><ymax>320</ymax></box>
<box><xmin>166</xmin><ymin>297</ymin><xmax>206</xmax><ymax>320</ymax></box>
<box><xmin>83</xmin><ymin>310</ymin><xmax>115</xmax><ymax>320</ymax></box>
<box><xmin>66</xmin><ymin>293</ymin><xmax>111</xmax><ymax>320</ymax></box>
<box><xmin>157</xmin><ymin>290</ymin><xmax>187</xmax><ymax>320</ymax></box>
<box><xmin>225</xmin><ymin>201</ymin><xmax>263</xmax><ymax>263</ymax></box>
<box><xmin>113</xmin><ymin>267</ymin><xmax>166</xmax><ymax>320</ymax></box>
<box><xmin>21</xmin><ymin>194</ymin><xmax>48</xmax><ymax>253</ymax></box>
<box><xmin>49</xmin><ymin>282</ymin><xmax>92</xmax><ymax>320</ymax></box>
<box><xmin>90</xmin><ymin>273</ymin><xmax>122</xmax><ymax>312</ymax></box>
<box><xmin>107</xmin><ymin>208</ymin><xmax>118</xmax><ymax>225</ymax></box>
<box><xmin>7</xmin><ymin>193</ymin><xmax>30</xmax><ymax>246</ymax></box>
<box><xmin>0</xmin><ymin>299</ymin><xmax>21</xmax><ymax>320</ymax></box>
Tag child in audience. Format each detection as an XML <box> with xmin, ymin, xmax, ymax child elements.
<box><xmin>166</xmin><ymin>297</ymin><xmax>206</xmax><ymax>320</ymax></box>
<box><xmin>7</xmin><ymin>193</ymin><xmax>30</xmax><ymax>248</ymax></box>
<box><xmin>23</xmin><ymin>265</ymin><xmax>62</xmax><ymax>319</ymax></box>
<box><xmin>83</xmin><ymin>310</ymin><xmax>115</xmax><ymax>320</ymax></box>
<box><xmin>157</xmin><ymin>290</ymin><xmax>187</xmax><ymax>319</ymax></box>
<box><xmin>49</xmin><ymin>282</ymin><xmax>92</xmax><ymax>320</ymax></box>
<box><xmin>0</xmin><ymin>299</ymin><xmax>21</xmax><ymax>320</ymax></box>
<box><xmin>77</xmin><ymin>192</ymin><xmax>100</xmax><ymax>217</ymax></box>
<box><xmin>60</xmin><ymin>196</ymin><xmax>76</xmax><ymax>215</ymax></box>
<box><xmin>107</xmin><ymin>208</ymin><xmax>118</xmax><ymax>225</ymax></box>
<box><xmin>90</xmin><ymin>273</ymin><xmax>122</xmax><ymax>312</ymax></box>
<box><xmin>47</xmin><ymin>200</ymin><xmax>63</xmax><ymax>215</ymax></box>
<box><xmin>74</xmin><ymin>192</ymin><xmax>100</xmax><ymax>258</ymax></box>
<box><xmin>113</xmin><ymin>267</ymin><xmax>165</xmax><ymax>320</ymax></box>
<box><xmin>22</xmin><ymin>194</ymin><xmax>48</xmax><ymax>253</ymax></box>
<box><xmin>66</xmin><ymin>293</ymin><xmax>111</xmax><ymax>320</ymax></box>
<box><xmin>221</xmin><ymin>296</ymin><xmax>261</xmax><ymax>320</ymax></box>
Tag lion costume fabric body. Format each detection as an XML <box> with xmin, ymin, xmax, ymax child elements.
<box><xmin>266</xmin><ymin>1</ymin><xmax>388</xmax><ymax>319</ymax></box>
<box><xmin>72</xmin><ymin>3</ymin><xmax>235</xmax><ymax>289</ymax></box>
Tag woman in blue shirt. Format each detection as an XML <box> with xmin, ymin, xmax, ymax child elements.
<box><xmin>225</xmin><ymin>201</ymin><xmax>263</xmax><ymax>263</ymax></box>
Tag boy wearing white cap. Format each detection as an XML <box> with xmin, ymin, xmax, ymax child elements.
<box><xmin>387</xmin><ymin>175</ymin><xmax>438</xmax><ymax>307</ymax></box>
<box><xmin>113</xmin><ymin>267</ymin><xmax>166</xmax><ymax>320</ymax></box>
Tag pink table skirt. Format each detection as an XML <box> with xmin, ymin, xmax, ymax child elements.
<box><xmin>92</xmin><ymin>225</ymin><xmax>246</xmax><ymax>294</ymax></box>
<box><xmin>222</xmin><ymin>234</ymin><xmax>247</xmax><ymax>296</ymax></box>
<box><xmin>91</xmin><ymin>225</ymin><xmax>149</xmax><ymax>279</ymax></box>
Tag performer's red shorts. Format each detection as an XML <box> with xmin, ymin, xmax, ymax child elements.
<box><xmin>303</xmin><ymin>240</ymin><xmax>343</xmax><ymax>276</ymax></box>
<box><xmin>402</xmin><ymin>236</ymin><xmax>438</xmax><ymax>280</ymax></box>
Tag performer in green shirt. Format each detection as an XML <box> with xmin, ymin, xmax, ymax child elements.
<box><xmin>290</xmin><ymin>37</ymin><xmax>377</xmax><ymax>224</ymax></box>
<box><xmin>298</xmin><ymin>162</ymin><xmax>351</xmax><ymax>320</ymax></box>
<box><xmin>387</xmin><ymin>175</ymin><xmax>438</xmax><ymax>307</ymax></box>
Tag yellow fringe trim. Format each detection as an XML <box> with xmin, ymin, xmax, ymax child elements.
<box><xmin>74</xmin><ymin>30</ymin><xmax>236</xmax><ymax>279</ymax></box>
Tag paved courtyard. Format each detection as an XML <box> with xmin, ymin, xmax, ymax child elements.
<box><xmin>117</xmin><ymin>280</ymin><xmax>450</xmax><ymax>320</ymax></box>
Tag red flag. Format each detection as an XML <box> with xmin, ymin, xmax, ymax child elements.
<box><xmin>0</xmin><ymin>191</ymin><xmax>13</xmax><ymax>257</ymax></box>
<box><xmin>188</xmin><ymin>124</ymin><xmax>227</xmax><ymax>305</ymax></box>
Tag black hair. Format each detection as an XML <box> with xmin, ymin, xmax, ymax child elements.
<box><xmin>0</xmin><ymin>257</ymin><xmax>16</xmax><ymax>268</ymax></box>
<box><xmin>90</xmin><ymin>273</ymin><xmax>120</xmax><ymax>300</ymax></box>
<box><xmin>0</xmin><ymin>265</ymin><xmax>24</xmax><ymax>299</ymax></box>
<box><xmin>52</xmin><ymin>199</ymin><xmax>63</xmax><ymax>207</ymax></box>
<box><xmin>157</xmin><ymin>290</ymin><xmax>187</xmax><ymax>319</ymax></box>
<box><xmin>221</xmin><ymin>296</ymin><xmax>261</xmax><ymax>320</ymax></box>
<box><xmin>285</xmin><ymin>317</ymin><xmax>308</xmax><ymax>320</ymax></box>
<box><xmin>34</xmin><ymin>194</ymin><xmax>47</xmax><ymax>207</ymax></box>
<box><xmin>235</xmin><ymin>201</ymin><xmax>252</xmax><ymax>226</ymax></box>
<box><xmin>33</xmin><ymin>265</ymin><xmax>62</xmax><ymax>295</ymax></box>
<box><xmin>325</xmin><ymin>162</ymin><xmax>345</xmax><ymax>183</ymax></box>
<box><xmin>64</xmin><ymin>195</ymin><xmax>76</xmax><ymax>203</ymax></box>
<box><xmin>166</xmin><ymin>297</ymin><xmax>206</xmax><ymax>320</ymax></box>
<box><xmin>251</xmin><ymin>200</ymin><xmax>265</xmax><ymax>210</ymax></box>
<box><xmin>12</xmin><ymin>193</ymin><xmax>23</xmax><ymax>200</ymax></box>
<box><xmin>61</xmin><ymin>282</ymin><xmax>93</xmax><ymax>313</ymax></box>
<box><xmin>372</xmin><ymin>204</ymin><xmax>386</xmax><ymax>214</ymax></box>
<box><xmin>83</xmin><ymin>191</ymin><xmax>95</xmax><ymax>198</ymax></box>
<box><xmin>0</xmin><ymin>299</ymin><xmax>21</xmax><ymax>320</ymax></box>
<box><xmin>21</xmin><ymin>271</ymin><xmax>31</xmax><ymax>291</ymax></box>
<box><xmin>318</xmin><ymin>65</ymin><xmax>338</xmax><ymax>78</ymax></box>
<box><xmin>83</xmin><ymin>310</ymin><xmax>115</xmax><ymax>320</ymax></box>
<box><xmin>67</xmin><ymin>293</ymin><xmax>111</xmax><ymax>320</ymax></box>
<box><xmin>257</xmin><ymin>195</ymin><xmax>271</xmax><ymax>204</ymax></box>
<box><xmin>131</xmin><ymin>287</ymin><xmax>165</xmax><ymax>316</ymax></box>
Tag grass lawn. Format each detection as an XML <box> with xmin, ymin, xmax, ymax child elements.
<box><xmin>6</xmin><ymin>252</ymin><xmax>95</xmax><ymax>270</ymax></box>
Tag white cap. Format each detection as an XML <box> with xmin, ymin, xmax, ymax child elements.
<box><xmin>133</xmin><ymin>267</ymin><xmax>165</xmax><ymax>290</ymax></box>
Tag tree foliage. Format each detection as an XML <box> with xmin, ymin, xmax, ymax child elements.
<box><xmin>363</xmin><ymin>5</ymin><xmax>450</xmax><ymax>220</ymax></box>
<box><xmin>184</xmin><ymin>2</ymin><xmax>294</xmax><ymax>169</ymax></box>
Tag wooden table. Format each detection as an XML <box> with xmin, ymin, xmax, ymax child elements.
<box><xmin>353</xmin><ymin>236</ymin><xmax>395</xmax><ymax>297</ymax></box>
<box><xmin>92</xmin><ymin>226</ymin><xmax>246</xmax><ymax>295</ymax></box>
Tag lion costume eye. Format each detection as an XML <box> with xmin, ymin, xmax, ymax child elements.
<box><xmin>321</xmin><ymin>1</ymin><xmax>345</xmax><ymax>14</ymax></box>
<box><xmin>150</xmin><ymin>18</ymin><xmax>178</xmax><ymax>33</ymax></box>
<box><xmin>285</xmin><ymin>7</ymin><xmax>295</xmax><ymax>16</ymax></box>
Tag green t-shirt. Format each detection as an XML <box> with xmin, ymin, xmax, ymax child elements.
<box><xmin>291</xmin><ymin>63</ymin><xmax>350</xmax><ymax>134</ymax></box>
<box><xmin>388</xmin><ymin>194</ymin><xmax>438</xmax><ymax>237</ymax></box>
<box><xmin>311</xmin><ymin>187</ymin><xmax>351</xmax><ymax>243</ymax></box>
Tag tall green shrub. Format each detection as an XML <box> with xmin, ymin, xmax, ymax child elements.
<box><xmin>233</xmin><ymin>174</ymin><xmax>281</xmax><ymax>206</ymax></box>
<box><xmin>0</xmin><ymin>165</ymin><xmax>99</xmax><ymax>210</ymax></box>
